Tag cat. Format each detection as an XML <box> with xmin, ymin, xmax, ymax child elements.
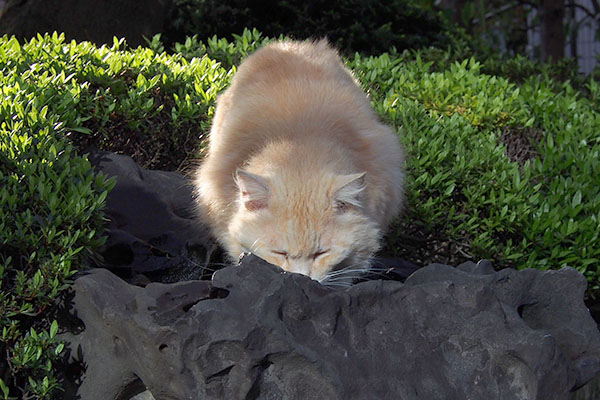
<box><xmin>194</xmin><ymin>39</ymin><xmax>404</xmax><ymax>285</ymax></box>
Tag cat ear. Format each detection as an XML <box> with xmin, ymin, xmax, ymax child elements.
<box><xmin>235</xmin><ymin>169</ymin><xmax>270</xmax><ymax>211</ymax></box>
<box><xmin>334</xmin><ymin>172</ymin><xmax>366</xmax><ymax>211</ymax></box>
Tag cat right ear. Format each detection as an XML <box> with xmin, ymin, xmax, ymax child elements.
<box><xmin>235</xmin><ymin>169</ymin><xmax>270</xmax><ymax>211</ymax></box>
<box><xmin>334</xmin><ymin>172</ymin><xmax>366</xmax><ymax>212</ymax></box>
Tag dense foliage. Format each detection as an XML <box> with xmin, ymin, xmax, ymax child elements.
<box><xmin>350</xmin><ymin>54</ymin><xmax>599</xmax><ymax>280</ymax></box>
<box><xmin>1</xmin><ymin>30</ymin><xmax>599</xmax><ymax>398</ymax></box>
<box><xmin>0</xmin><ymin>32</ymin><xmax>230</xmax><ymax>398</ymax></box>
<box><xmin>397</xmin><ymin>46</ymin><xmax>589</xmax><ymax>92</ymax></box>
<box><xmin>0</xmin><ymin>34</ymin><xmax>115</xmax><ymax>398</ymax></box>
<box><xmin>164</xmin><ymin>0</ymin><xmax>460</xmax><ymax>56</ymax></box>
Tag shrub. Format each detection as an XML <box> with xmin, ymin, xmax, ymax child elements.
<box><xmin>0</xmin><ymin>32</ymin><xmax>231</xmax><ymax>398</ymax></box>
<box><xmin>165</xmin><ymin>28</ymin><xmax>270</xmax><ymax>71</ymax></box>
<box><xmin>14</xmin><ymin>35</ymin><xmax>230</xmax><ymax>171</ymax></box>
<box><xmin>0</xmin><ymin>34</ymin><xmax>116</xmax><ymax>398</ymax></box>
<box><xmin>398</xmin><ymin>46</ymin><xmax>587</xmax><ymax>93</ymax></box>
<box><xmin>349</xmin><ymin>52</ymin><xmax>600</xmax><ymax>287</ymax></box>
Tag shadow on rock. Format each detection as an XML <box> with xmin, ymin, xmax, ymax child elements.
<box><xmin>87</xmin><ymin>150</ymin><xmax>220</xmax><ymax>284</ymax></box>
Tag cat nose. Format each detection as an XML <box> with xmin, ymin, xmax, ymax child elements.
<box><xmin>308</xmin><ymin>270</ymin><xmax>324</xmax><ymax>281</ymax></box>
<box><xmin>288</xmin><ymin>260</ymin><xmax>311</xmax><ymax>277</ymax></box>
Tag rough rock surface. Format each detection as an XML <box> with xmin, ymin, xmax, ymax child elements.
<box><xmin>63</xmin><ymin>255</ymin><xmax>600</xmax><ymax>400</ymax></box>
<box><xmin>0</xmin><ymin>0</ymin><xmax>172</xmax><ymax>47</ymax></box>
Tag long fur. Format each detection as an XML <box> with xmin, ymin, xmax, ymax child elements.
<box><xmin>194</xmin><ymin>39</ymin><xmax>405</xmax><ymax>282</ymax></box>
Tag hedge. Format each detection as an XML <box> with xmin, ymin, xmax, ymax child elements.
<box><xmin>0</xmin><ymin>32</ymin><xmax>229</xmax><ymax>399</ymax></box>
<box><xmin>349</xmin><ymin>53</ymin><xmax>599</xmax><ymax>282</ymax></box>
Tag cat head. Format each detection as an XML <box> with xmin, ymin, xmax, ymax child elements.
<box><xmin>227</xmin><ymin>169</ymin><xmax>381</xmax><ymax>284</ymax></box>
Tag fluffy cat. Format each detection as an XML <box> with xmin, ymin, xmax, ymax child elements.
<box><xmin>194</xmin><ymin>39</ymin><xmax>404</xmax><ymax>284</ymax></box>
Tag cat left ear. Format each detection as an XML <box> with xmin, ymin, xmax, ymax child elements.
<box><xmin>334</xmin><ymin>172</ymin><xmax>366</xmax><ymax>211</ymax></box>
<box><xmin>235</xmin><ymin>169</ymin><xmax>270</xmax><ymax>211</ymax></box>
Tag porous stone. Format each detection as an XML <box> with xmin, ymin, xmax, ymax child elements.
<box><xmin>63</xmin><ymin>255</ymin><xmax>600</xmax><ymax>400</ymax></box>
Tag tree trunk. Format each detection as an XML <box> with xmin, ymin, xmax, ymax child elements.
<box><xmin>568</xmin><ymin>0</ymin><xmax>577</xmax><ymax>59</ymax></box>
<box><xmin>539</xmin><ymin>0</ymin><xmax>565</xmax><ymax>62</ymax></box>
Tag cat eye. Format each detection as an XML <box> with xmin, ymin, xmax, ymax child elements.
<box><xmin>272</xmin><ymin>250</ymin><xmax>288</xmax><ymax>258</ymax></box>
<box><xmin>312</xmin><ymin>250</ymin><xmax>329</xmax><ymax>260</ymax></box>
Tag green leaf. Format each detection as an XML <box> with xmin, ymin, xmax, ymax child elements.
<box><xmin>55</xmin><ymin>342</ymin><xmax>65</xmax><ymax>356</ymax></box>
<box><xmin>50</xmin><ymin>320</ymin><xmax>58</xmax><ymax>338</ymax></box>
<box><xmin>572</xmin><ymin>190</ymin><xmax>582</xmax><ymax>208</ymax></box>
<box><xmin>69</xmin><ymin>126</ymin><xmax>92</xmax><ymax>135</ymax></box>
<box><xmin>0</xmin><ymin>378</ymin><xmax>9</xmax><ymax>399</ymax></box>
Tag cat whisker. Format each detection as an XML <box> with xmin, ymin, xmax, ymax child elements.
<box><xmin>323</xmin><ymin>273</ymin><xmax>362</xmax><ymax>282</ymax></box>
<box><xmin>323</xmin><ymin>278</ymin><xmax>363</xmax><ymax>285</ymax></box>
<box><xmin>327</xmin><ymin>262</ymin><xmax>369</xmax><ymax>274</ymax></box>
<box><xmin>324</xmin><ymin>263</ymin><xmax>371</xmax><ymax>278</ymax></box>
<box><xmin>180</xmin><ymin>256</ymin><xmax>233</xmax><ymax>272</ymax></box>
<box><xmin>322</xmin><ymin>272</ymin><xmax>367</xmax><ymax>283</ymax></box>
<box><xmin>368</xmin><ymin>261</ymin><xmax>397</xmax><ymax>271</ymax></box>
<box><xmin>321</xmin><ymin>274</ymin><xmax>367</xmax><ymax>285</ymax></box>
<box><xmin>336</xmin><ymin>267</ymin><xmax>394</xmax><ymax>281</ymax></box>
<box><xmin>248</xmin><ymin>237</ymin><xmax>265</xmax><ymax>254</ymax></box>
<box><xmin>320</xmin><ymin>260</ymin><xmax>390</xmax><ymax>285</ymax></box>
<box><xmin>325</xmin><ymin>267</ymin><xmax>369</xmax><ymax>276</ymax></box>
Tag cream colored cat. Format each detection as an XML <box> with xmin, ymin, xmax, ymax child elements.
<box><xmin>195</xmin><ymin>39</ymin><xmax>404</xmax><ymax>284</ymax></box>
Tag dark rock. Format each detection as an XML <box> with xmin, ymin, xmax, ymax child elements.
<box><xmin>87</xmin><ymin>150</ymin><xmax>215</xmax><ymax>282</ymax></box>
<box><xmin>0</xmin><ymin>0</ymin><xmax>172</xmax><ymax>47</ymax></box>
<box><xmin>63</xmin><ymin>254</ymin><xmax>600</xmax><ymax>400</ymax></box>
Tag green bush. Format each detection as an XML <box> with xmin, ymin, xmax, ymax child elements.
<box><xmin>0</xmin><ymin>35</ymin><xmax>115</xmax><ymax>398</ymax></box>
<box><xmin>349</xmin><ymin>52</ymin><xmax>600</xmax><ymax>286</ymax></box>
<box><xmin>0</xmin><ymin>32</ymin><xmax>231</xmax><ymax>398</ymax></box>
<box><xmin>163</xmin><ymin>28</ymin><xmax>270</xmax><ymax>71</ymax></box>
<box><xmin>398</xmin><ymin>46</ymin><xmax>587</xmax><ymax>93</ymax></box>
